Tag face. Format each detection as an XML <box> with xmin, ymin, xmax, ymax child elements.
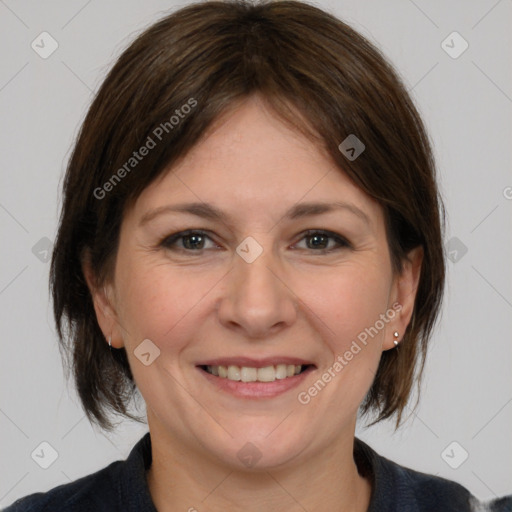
<box><xmin>90</xmin><ymin>95</ymin><xmax>419</xmax><ymax>470</ymax></box>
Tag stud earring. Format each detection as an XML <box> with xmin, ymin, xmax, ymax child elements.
<box><xmin>393</xmin><ymin>331</ymin><xmax>399</xmax><ymax>347</ymax></box>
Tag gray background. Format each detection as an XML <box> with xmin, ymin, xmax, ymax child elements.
<box><xmin>1</xmin><ymin>0</ymin><xmax>511</xmax><ymax>506</ymax></box>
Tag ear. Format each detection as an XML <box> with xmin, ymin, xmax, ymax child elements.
<box><xmin>382</xmin><ymin>246</ymin><xmax>423</xmax><ymax>351</ymax></box>
<box><xmin>81</xmin><ymin>250</ymin><xmax>125</xmax><ymax>349</ymax></box>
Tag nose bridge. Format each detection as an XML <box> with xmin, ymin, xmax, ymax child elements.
<box><xmin>237</xmin><ymin>246</ymin><xmax>281</xmax><ymax>300</ymax></box>
<box><xmin>217</xmin><ymin>238</ymin><xmax>297</xmax><ymax>336</ymax></box>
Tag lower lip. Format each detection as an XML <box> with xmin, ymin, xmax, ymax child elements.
<box><xmin>197</xmin><ymin>366</ymin><xmax>315</xmax><ymax>399</ymax></box>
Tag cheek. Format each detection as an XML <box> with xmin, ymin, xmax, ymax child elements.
<box><xmin>309</xmin><ymin>262</ymin><xmax>392</xmax><ymax>395</ymax></box>
<box><xmin>319</xmin><ymin>264</ymin><xmax>391</xmax><ymax>336</ymax></box>
<box><xmin>114</xmin><ymin>256</ymin><xmax>219</xmax><ymax>349</ymax></box>
<box><xmin>116</xmin><ymin>252</ymin><xmax>392</xmax><ymax>349</ymax></box>
<box><xmin>113</xmin><ymin>261</ymin><xmax>210</xmax><ymax>404</ymax></box>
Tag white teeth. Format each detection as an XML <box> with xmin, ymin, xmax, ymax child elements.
<box><xmin>227</xmin><ymin>365</ymin><xmax>241</xmax><ymax>381</ymax></box>
<box><xmin>240</xmin><ymin>367</ymin><xmax>257</xmax><ymax>382</ymax></box>
<box><xmin>257</xmin><ymin>366</ymin><xmax>276</xmax><ymax>382</ymax></box>
<box><xmin>275</xmin><ymin>364</ymin><xmax>288</xmax><ymax>379</ymax></box>
<box><xmin>205</xmin><ymin>364</ymin><xmax>305</xmax><ymax>382</ymax></box>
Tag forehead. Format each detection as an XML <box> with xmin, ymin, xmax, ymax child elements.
<box><xmin>126</xmin><ymin>97</ymin><xmax>384</xmax><ymax>228</ymax></box>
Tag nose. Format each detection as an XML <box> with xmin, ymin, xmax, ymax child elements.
<box><xmin>216</xmin><ymin>245</ymin><xmax>298</xmax><ymax>339</ymax></box>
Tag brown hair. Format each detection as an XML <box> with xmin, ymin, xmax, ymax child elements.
<box><xmin>50</xmin><ymin>0</ymin><xmax>445</xmax><ymax>430</ymax></box>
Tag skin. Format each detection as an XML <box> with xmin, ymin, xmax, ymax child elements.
<box><xmin>84</xmin><ymin>95</ymin><xmax>422</xmax><ymax>512</ymax></box>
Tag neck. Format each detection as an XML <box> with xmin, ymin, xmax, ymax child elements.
<box><xmin>146</xmin><ymin>417</ymin><xmax>372</xmax><ymax>512</ymax></box>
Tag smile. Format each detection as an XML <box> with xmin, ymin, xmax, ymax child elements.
<box><xmin>202</xmin><ymin>364</ymin><xmax>310</xmax><ymax>382</ymax></box>
<box><xmin>197</xmin><ymin>359</ymin><xmax>316</xmax><ymax>399</ymax></box>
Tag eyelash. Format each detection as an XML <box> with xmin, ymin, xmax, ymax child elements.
<box><xmin>160</xmin><ymin>229</ymin><xmax>351</xmax><ymax>254</ymax></box>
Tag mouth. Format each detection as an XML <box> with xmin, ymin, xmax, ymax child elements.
<box><xmin>199</xmin><ymin>363</ymin><xmax>314</xmax><ymax>382</ymax></box>
<box><xmin>196</xmin><ymin>358</ymin><xmax>316</xmax><ymax>399</ymax></box>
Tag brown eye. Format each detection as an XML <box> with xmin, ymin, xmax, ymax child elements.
<box><xmin>296</xmin><ymin>230</ymin><xmax>351</xmax><ymax>252</ymax></box>
<box><xmin>161</xmin><ymin>230</ymin><xmax>216</xmax><ymax>251</ymax></box>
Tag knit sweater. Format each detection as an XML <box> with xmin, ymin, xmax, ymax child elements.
<box><xmin>4</xmin><ymin>433</ymin><xmax>511</xmax><ymax>511</ymax></box>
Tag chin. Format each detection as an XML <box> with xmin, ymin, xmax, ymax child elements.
<box><xmin>206</xmin><ymin>418</ymin><xmax>311</xmax><ymax>471</ymax></box>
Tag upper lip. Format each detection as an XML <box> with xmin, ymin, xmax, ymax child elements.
<box><xmin>197</xmin><ymin>357</ymin><xmax>315</xmax><ymax>368</ymax></box>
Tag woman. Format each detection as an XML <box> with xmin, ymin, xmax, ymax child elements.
<box><xmin>5</xmin><ymin>1</ymin><xmax>511</xmax><ymax>510</ymax></box>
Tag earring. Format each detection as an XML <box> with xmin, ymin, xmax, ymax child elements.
<box><xmin>108</xmin><ymin>335</ymin><xmax>112</xmax><ymax>349</ymax></box>
<box><xmin>393</xmin><ymin>331</ymin><xmax>399</xmax><ymax>347</ymax></box>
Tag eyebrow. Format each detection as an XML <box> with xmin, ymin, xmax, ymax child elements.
<box><xmin>139</xmin><ymin>200</ymin><xmax>371</xmax><ymax>227</ymax></box>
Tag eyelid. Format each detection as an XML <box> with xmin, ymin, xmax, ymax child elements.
<box><xmin>160</xmin><ymin>228</ymin><xmax>351</xmax><ymax>253</ymax></box>
<box><xmin>160</xmin><ymin>229</ymin><xmax>219</xmax><ymax>250</ymax></box>
<box><xmin>292</xmin><ymin>229</ymin><xmax>352</xmax><ymax>251</ymax></box>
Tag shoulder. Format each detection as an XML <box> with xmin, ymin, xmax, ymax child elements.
<box><xmin>354</xmin><ymin>437</ymin><xmax>512</xmax><ymax>512</ymax></box>
<box><xmin>2</xmin><ymin>459</ymin><xmax>123</xmax><ymax>512</ymax></box>
<box><xmin>392</xmin><ymin>463</ymin><xmax>510</xmax><ymax>511</ymax></box>
<box><xmin>2</xmin><ymin>433</ymin><xmax>155</xmax><ymax>512</ymax></box>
